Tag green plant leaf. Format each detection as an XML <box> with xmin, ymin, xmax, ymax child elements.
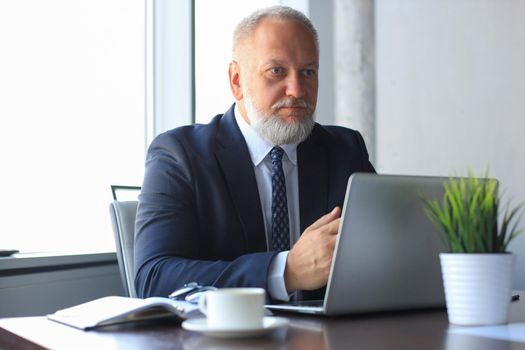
<box><xmin>420</xmin><ymin>172</ymin><xmax>525</xmax><ymax>253</ymax></box>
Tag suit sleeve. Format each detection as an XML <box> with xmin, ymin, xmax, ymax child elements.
<box><xmin>134</xmin><ymin>133</ymin><xmax>278</xmax><ymax>299</ymax></box>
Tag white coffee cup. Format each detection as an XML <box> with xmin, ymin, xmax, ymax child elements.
<box><xmin>198</xmin><ymin>288</ymin><xmax>265</xmax><ymax>329</ymax></box>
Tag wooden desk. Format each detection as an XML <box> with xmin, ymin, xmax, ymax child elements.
<box><xmin>1</xmin><ymin>299</ymin><xmax>524</xmax><ymax>350</ymax></box>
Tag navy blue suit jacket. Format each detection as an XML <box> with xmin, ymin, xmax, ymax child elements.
<box><xmin>134</xmin><ymin>104</ymin><xmax>375</xmax><ymax>299</ymax></box>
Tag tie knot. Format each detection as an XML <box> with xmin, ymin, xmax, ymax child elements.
<box><xmin>270</xmin><ymin>146</ymin><xmax>284</xmax><ymax>164</ymax></box>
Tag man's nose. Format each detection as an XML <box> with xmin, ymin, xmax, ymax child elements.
<box><xmin>285</xmin><ymin>73</ymin><xmax>304</xmax><ymax>98</ymax></box>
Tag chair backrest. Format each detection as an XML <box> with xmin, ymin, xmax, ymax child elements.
<box><xmin>109</xmin><ymin>200</ymin><xmax>138</xmax><ymax>298</ymax></box>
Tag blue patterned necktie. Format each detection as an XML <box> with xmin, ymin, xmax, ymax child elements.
<box><xmin>270</xmin><ymin>146</ymin><xmax>290</xmax><ymax>251</ymax></box>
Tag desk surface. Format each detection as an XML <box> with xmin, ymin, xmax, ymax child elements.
<box><xmin>1</xmin><ymin>299</ymin><xmax>524</xmax><ymax>350</ymax></box>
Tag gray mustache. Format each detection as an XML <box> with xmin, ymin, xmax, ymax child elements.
<box><xmin>272</xmin><ymin>98</ymin><xmax>313</xmax><ymax>110</ymax></box>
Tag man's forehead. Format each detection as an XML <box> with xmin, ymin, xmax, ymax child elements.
<box><xmin>261</xmin><ymin>58</ymin><xmax>319</xmax><ymax>68</ymax></box>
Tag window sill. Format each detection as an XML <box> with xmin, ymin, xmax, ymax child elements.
<box><xmin>0</xmin><ymin>252</ymin><xmax>118</xmax><ymax>275</ymax></box>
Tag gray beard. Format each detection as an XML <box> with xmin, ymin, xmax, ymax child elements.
<box><xmin>245</xmin><ymin>94</ymin><xmax>315</xmax><ymax>145</ymax></box>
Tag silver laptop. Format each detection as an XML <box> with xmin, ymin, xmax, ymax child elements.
<box><xmin>266</xmin><ymin>173</ymin><xmax>448</xmax><ymax>315</ymax></box>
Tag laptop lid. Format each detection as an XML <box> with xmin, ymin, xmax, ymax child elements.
<box><xmin>267</xmin><ymin>173</ymin><xmax>447</xmax><ymax>315</ymax></box>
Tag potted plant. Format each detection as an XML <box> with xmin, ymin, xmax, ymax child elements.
<box><xmin>422</xmin><ymin>173</ymin><xmax>524</xmax><ymax>326</ymax></box>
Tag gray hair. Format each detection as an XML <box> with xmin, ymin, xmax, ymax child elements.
<box><xmin>232</xmin><ymin>6</ymin><xmax>319</xmax><ymax>56</ymax></box>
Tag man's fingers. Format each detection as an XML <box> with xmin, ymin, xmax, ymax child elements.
<box><xmin>306</xmin><ymin>207</ymin><xmax>341</xmax><ymax>231</ymax></box>
<box><xmin>324</xmin><ymin>217</ymin><xmax>341</xmax><ymax>236</ymax></box>
<box><xmin>286</xmin><ymin>207</ymin><xmax>342</xmax><ymax>291</ymax></box>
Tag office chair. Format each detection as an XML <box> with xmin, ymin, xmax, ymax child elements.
<box><xmin>109</xmin><ymin>200</ymin><xmax>139</xmax><ymax>298</ymax></box>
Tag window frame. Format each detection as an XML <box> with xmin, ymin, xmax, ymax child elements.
<box><xmin>6</xmin><ymin>0</ymin><xmax>332</xmax><ymax>263</ymax></box>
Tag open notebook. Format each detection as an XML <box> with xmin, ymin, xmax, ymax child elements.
<box><xmin>47</xmin><ymin>296</ymin><xmax>199</xmax><ymax>330</ymax></box>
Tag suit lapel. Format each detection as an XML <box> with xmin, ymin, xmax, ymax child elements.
<box><xmin>297</xmin><ymin>126</ymin><xmax>330</xmax><ymax>233</ymax></box>
<box><xmin>215</xmin><ymin>105</ymin><xmax>267</xmax><ymax>252</ymax></box>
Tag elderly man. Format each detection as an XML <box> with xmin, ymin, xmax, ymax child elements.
<box><xmin>134</xmin><ymin>6</ymin><xmax>375</xmax><ymax>302</ymax></box>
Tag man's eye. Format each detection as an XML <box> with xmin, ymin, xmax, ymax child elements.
<box><xmin>270</xmin><ymin>67</ymin><xmax>284</xmax><ymax>75</ymax></box>
<box><xmin>302</xmin><ymin>69</ymin><xmax>317</xmax><ymax>77</ymax></box>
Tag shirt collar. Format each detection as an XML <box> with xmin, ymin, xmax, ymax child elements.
<box><xmin>234</xmin><ymin>104</ymin><xmax>297</xmax><ymax>167</ymax></box>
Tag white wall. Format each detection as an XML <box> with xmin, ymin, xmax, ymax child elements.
<box><xmin>375</xmin><ymin>0</ymin><xmax>525</xmax><ymax>287</ymax></box>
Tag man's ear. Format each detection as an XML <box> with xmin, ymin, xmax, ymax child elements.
<box><xmin>228</xmin><ymin>60</ymin><xmax>243</xmax><ymax>101</ymax></box>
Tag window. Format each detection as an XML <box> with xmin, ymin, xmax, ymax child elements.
<box><xmin>194</xmin><ymin>0</ymin><xmax>280</xmax><ymax>123</ymax></box>
<box><xmin>0</xmin><ymin>1</ymin><xmax>145</xmax><ymax>253</ymax></box>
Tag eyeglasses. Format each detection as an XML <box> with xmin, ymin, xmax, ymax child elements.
<box><xmin>168</xmin><ymin>282</ymin><xmax>218</xmax><ymax>304</ymax></box>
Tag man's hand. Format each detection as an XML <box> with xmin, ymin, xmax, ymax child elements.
<box><xmin>284</xmin><ymin>207</ymin><xmax>341</xmax><ymax>292</ymax></box>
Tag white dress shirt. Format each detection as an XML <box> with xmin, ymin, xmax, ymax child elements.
<box><xmin>234</xmin><ymin>105</ymin><xmax>300</xmax><ymax>301</ymax></box>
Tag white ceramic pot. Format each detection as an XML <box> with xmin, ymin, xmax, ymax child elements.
<box><xmin>439</xmin><ymin>253</ymin><xmax>515</xmax><ymax>326</ymax></box>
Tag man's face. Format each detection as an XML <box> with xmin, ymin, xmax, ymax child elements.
<box><xmin>232</xmin><ymin>17</ymin><xmax>319</xmax><ymax>142</ymax></box>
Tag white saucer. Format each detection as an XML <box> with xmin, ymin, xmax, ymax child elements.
<box><xmin>182</xmin><ymin>317</ymin><xmax>289</xmax><ymax>338</ymax></box>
